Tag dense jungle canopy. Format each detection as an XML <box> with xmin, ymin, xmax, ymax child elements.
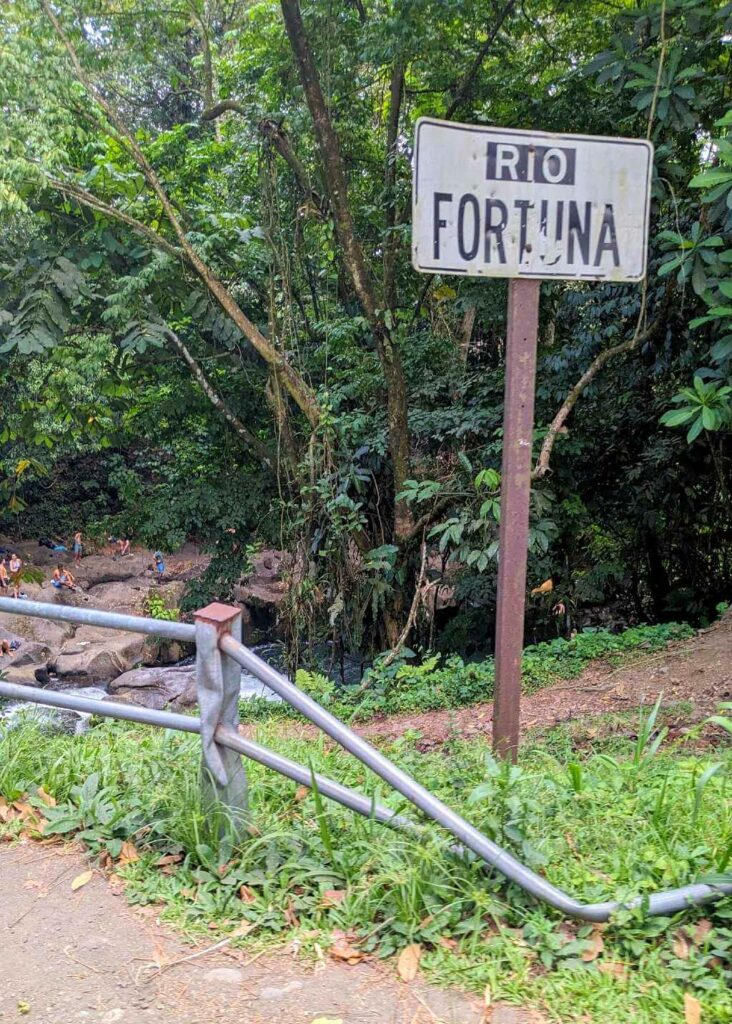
<box><xmin>0</xmin><ymin>0</ymin><xmax>731</xmax><ymax>659</ymax></box>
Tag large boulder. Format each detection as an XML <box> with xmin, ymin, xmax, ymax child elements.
<box><xmin>52</xmin><ymin>626</ymin><xmax>151</xmax><ymax>684</ymax></box>
<box><xmin>5</xmin><ymin>641</ymin><xmax>53</xmax><ymax>668</ymax></box>
<box><xmin>74</xmin><ymin>554</ymin><xmax>150</xmax><ymax>588</ymax></box>
<box><xmin>84</xmin><ymin>580</ymin><xmax>148</xmax><ymax>613</ymax></box>
<box><xmin>232</xmin><ymin>548</ymin><xmax>289</xmax><ymax>641</ymax></box>
<box><xmin>0</xmin><ymin>663</ymin><xmax>50</xmax><ymax>686</ymax></box>
<box><xmin>0</xmin><ymin>610</ymin><xmax>74</xmax><ymax>648</ymax></box>
<box><xmin>107</xmin><ymin>664</ymin><xmax>196</xmax><ymax>710</ymax></box>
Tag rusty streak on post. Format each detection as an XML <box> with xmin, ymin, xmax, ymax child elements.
<box><xmin>493</xmin><ymin>278</ymin><xmax>541</xmax><ymax>761</ymax></box>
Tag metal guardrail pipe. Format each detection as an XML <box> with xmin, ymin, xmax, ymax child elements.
<box><xmin>2</xmin><ymin>595</ymin><xmax>730</xmax><ymax>921</ymax></box>
<box><xmin>0</xmin><ymin>596</ymin><xmax>196</xmax><ymax>643</ymax></box>
<box><xmin>0</xmin><ymin>682</ymin><xmax>409</xmax><ymax>829</ymax></box>
<box><xmin>220</xmin><ymin>634</ymin><xmax>732</xmax><ymax>921</ymax></box>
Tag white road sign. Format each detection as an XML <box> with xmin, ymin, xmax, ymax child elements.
<box><xmin>412</xmin><ymin>119</ymin><xmax>653</xmax><ymax>282</ymax></box>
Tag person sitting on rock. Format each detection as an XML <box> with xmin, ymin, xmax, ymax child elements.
<box><xmin>153</xmin><ymin>551</ymin><xmax>165</xmax><ymax>579</ymax></box>
<box><xmin>52</xmin><ymin>565</ymin><xmax>76</xmax><ymax>591</ymax></box>
<box><xmin>119</xmin><ymin>536</ymin><xmax>131</xmax><ymax>557</ymax></box>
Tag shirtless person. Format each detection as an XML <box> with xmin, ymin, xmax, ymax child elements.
<box><xmin>8</xmin><ymin>553</ymin><xmax>22</xmax><ymax>599</ymax></box>
<box><xmin>0</xmin><ymin>559</ymin><xmax>9</xmax><ymax>595</ymax></box>
<box><xmin>52</xmin><ymin>565</ymin><xmax>76</xmax><ymax>591</ymax></box>
<box><xmin>73</xmin><ymin>531</ymin><xmax>83</xmax><ymax>565</ymax></box>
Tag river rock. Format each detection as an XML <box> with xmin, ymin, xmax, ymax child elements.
<box><xmin>85</xmin><ymin>580</ymin><xmax>148</xmax><ymax>613</ymax></box>
<box><xmin>231</xmin><ymin>549</ymin><xmax>290</xmax><ymax>641</ymax></box>
<box><xmin>5</xmin><ymin>641</ymin><xmax>52</xmax><ymax>667</ymax></box>
<box><xmin>52</xmin><ymin>626</ymin><xmax>153</xmax><ymax>684</ymax></box>
<box><xmin>107</xmin><ymin>664</ymin><xmax>196</xmax><ymax>710</ymax></box>
<box><xmin>73</xmin><ymin>554</ymin><xmax>150</xmax><ymax>588</ymax></box>
<box><xmin>0</xmin><ymin>663</ymin><xmax>49</xmax><ymax>685</ymax></box>
<box><xmin>0</xmin><ymin>611</ymin><xmax>74</xmax><ymax>648</ymax></box>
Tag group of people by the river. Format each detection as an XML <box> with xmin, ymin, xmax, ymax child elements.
<box><xmin>0</xmin><ymin>531</ymin><xmax>167</xmax><ymax>602</ymax></box>
<box><xmin>0</xmin><ymin>551</ymin><xmax>24</xmax><ymax>599</ymax></box>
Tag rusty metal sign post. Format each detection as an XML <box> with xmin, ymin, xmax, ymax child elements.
<box><xmin>493</xmin><ymin>278</ymin><xmax>540</xmax><ymax>759</ymax></box>
<box><xmin>412</xmin><ymin>118</ymin><xmax>653</xmax><ymax>759</ymax></box>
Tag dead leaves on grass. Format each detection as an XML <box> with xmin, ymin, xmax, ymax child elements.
<box><xmin>684</xmin><ymin>993</ymin><xmax>702</xmax><ymax>1024</ymax></box>
<box><xmin>396</xmin><ymin>942</ymin><xmax>423</xmax><ymax>982</ymax></box>
<box><xmin>329</xmin><ymin>930</ymin><xmax>367</xmax><ymax>965</ymax></box>
<box><xmin>672</xmin><ymin>920</ymin><xmax>713</xmax><ymax>960</ymax></box>
<box><xmin>580</xmin><ymin>926</ymin><xmax>605</xmax><ymax>962</ymax></box>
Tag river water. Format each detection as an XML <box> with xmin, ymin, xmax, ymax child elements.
<box><xmin>0</xmin><ymin>641</ymin><xmax>367</xmax><ymax>734</ymax></box>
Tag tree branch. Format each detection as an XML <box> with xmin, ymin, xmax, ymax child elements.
<box><xmin>48</xmin><ymin>177</ymin><xmax>184</xmax><ymax>262</ymax></box>
<box><xmin>444</xmin><ymin>0</ymin><xmax>516</xmax><ymax>119</ymax></box>
<box><xmin>164</xmin><ymin>328</ymin><xmax>276</xmax><ymax>469</ymax></box>
<box><xmin>201</xmin><ymin>98</ymin><xmax>246</xmax><ymax>120</ymax></box>
<box><xmin>531</xmin><ymin>292</ymin><xmax>671</xmax><ymax>481</ymax></box>
<box><xmin>41</xmin><ymin>0</ymin><xmax>320</xmax><ymax>428</ymax></box>
<box><xmin>259</xmin><ymin>118</ymin><xmax>326</xmax><ymax>212</ymax></box>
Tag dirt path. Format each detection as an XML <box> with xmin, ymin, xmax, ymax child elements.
<box><xmin>0</xmin><ymin>842</ymin><xmax>494</xmax><ymax>1024</ymax></box>
<box><xmin>350</xmin><ymin>612</ymin><xmax>732</xmax><ymax>748</ymax></box>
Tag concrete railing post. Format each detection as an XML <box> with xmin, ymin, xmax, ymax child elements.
<box><xmin>194</xmin><ymin>602</ymin><xmax>248</xmax><ymax>838</ymax></box>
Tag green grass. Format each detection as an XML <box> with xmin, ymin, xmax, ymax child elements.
<box><xmin>239</xmin><ymin>620</ymin><xmax>695</xmax><ymax>724</ymax></box>
<box><xmin>1</xmin><ymin>706</ymin><xmax>732</xmax><ymax>1022</ymax></box>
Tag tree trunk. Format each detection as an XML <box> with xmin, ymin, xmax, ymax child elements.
<box><xmin>165</xmin><ymin>329</ymin><xmax>276</xmax><ymax>469</ymax></box>
<box><xmin>280</xmin><ymin>0</ymin><xmax>412</xmax><ymax>539</ymax></box>
<box><xmin>644</xmin><ymin>530</ymin><xmax>672</xmax><ymax>621</ymax></box>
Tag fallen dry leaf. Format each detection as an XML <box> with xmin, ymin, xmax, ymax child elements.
<box><xmin>155</xmin><ymin>853</ymin><xmax>183</xmax><ymax>867</ymax></box>
<box><xmin>71</xmin><ymin>870</ymin><xmax>93</xmax><ymax>891</ymax></box>
<box><xmin>321</xmin><ymin>889</ymin><xmax>346</xmax><ymax>908</ymax></box>
<box><xmin>438</xmin><ymin>935</ymin><xmax>458</xmax><ymax>951</ymax></box>
<box><xmin>329</xmin><ymin>931</ymin><xmax>366</xmax><ymax>965</ymax></box>
<box><xmin>693</xmin><ymin>920</ymin><xmax>713</xmax><ymax>947</ymax></box>
<box><xmin>684</xmin><ymin>992</ymin><xmax>701</xmax><ymax>1024</ymax></box>
<box><xmin>396</xmin><ymin>943</ymin><xmax>423</xmax><ymax>983</ymax></box>
<box><xmin>35</xmin><ymin>787</ymin><xmax>56</xmax><ymax>808</ymax></box>
<box><xmin>230</xmin><ymin>921</ymin><xmax>256</xmax><ymax>938</ymax></box>
<box><xmin>672</xmin><ymin>930</ymin><xmax>691</xmax><ymax>961</ymax></box>
<box><xmin>295</xmin><ymin>785</ymin><xmax>309</xmax><ymax>802</ymax></box>
<box><xmin>598</xmin><ymin>961</ymin><xmax>628</xmax><ymax>981</ymax></box>
<box><xmin>285</xmin><ymin>901</ymin><xmax>300</xmax><ymax>928</ymax></box>
<box><xmin>238</xmin><ymin>885</ymin><xmax>256</xmax><ymax>904</ymax></box>
<box><xmin>581</xmin><ymin>927</ymin><xmax>605</xmax><ymax>962</ymax></box>
<box><xmin>118</xmin><ymin>841</ymin><xmax>139</xmax><ymax>866</ymax></box>
<box><xmin>484</xmin><ymin>983</ymin><xmax>492</xmax><ymax>1008</ymax></box>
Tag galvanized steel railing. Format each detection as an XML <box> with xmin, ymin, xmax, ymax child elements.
<box><xmin>0</xmin><ymin>594</ymin><xmax>730</xmax><ymax>921</ymax></box>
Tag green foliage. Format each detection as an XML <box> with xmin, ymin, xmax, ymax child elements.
<box><xmin>660</xmin><ymin>376</ymin><xmax>732</xmax><ymax>443</ymax></box>
<box><xmin>2</xmin><ymin>715</ymin><xmax>732</xmax><ymax>1020</ymax></box>
<box><xmin>291</xmin><ymin>622</ymin><xmax>693</xmax><ymax>724</ymax></box>
<box><xmin>0</xmin><ymin>0</ymin><xmax>730</xmax><ymax>653</ymax></box>
<box><xmin>142</xmin><ymin>592</ymin><xmax>179</xmax><ymax>622</ymax></box>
